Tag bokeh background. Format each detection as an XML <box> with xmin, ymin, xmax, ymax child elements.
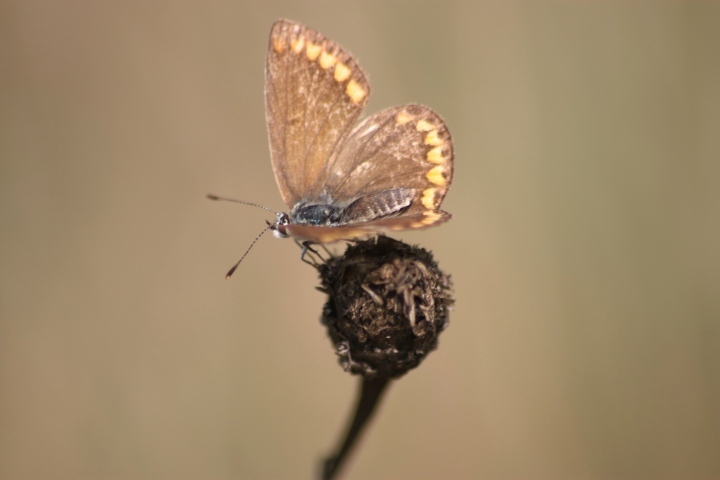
<box><xmin>2</xmin><ymin>2</ymin><xmax>719</xmax><ymax>479</ymax></box>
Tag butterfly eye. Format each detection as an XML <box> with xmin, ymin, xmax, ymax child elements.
<box><xmin>271</xmin><ymin>212</ymin><xmax>291</xmax><ymax>238</ymax></box>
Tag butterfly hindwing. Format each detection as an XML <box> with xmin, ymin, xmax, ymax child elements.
<box><xmin>284</xmin><ymin>211</ymin><xmax>451</xmax><ymax>243</ymax></box>
<box><xmin>324</xmin><ymin>104</ymin><xmax>453</xmax><ymax>219</ymax></box>
<box><xmin>283</xmin><ymin>104</ymin><xmax>453</xmax><ymax>243</ymax></box>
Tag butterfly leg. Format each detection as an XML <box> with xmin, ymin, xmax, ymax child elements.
<box><xmin>296</xmin><ymin>240</ymin><xmax>323</xmax><ymax>266</ymax></box>
<box><xmin>319</xmin><ymin>243</ymin><xmax>334</xmax><ymax>257</ymax></box>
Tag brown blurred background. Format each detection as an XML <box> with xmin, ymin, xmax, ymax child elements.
<box><xmin>2</xmin><ymin>2</ymin><xmax>719</xmax><ymax>479</ymax></box>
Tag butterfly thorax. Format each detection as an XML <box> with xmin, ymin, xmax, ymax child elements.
<box><xmin>291</xmin><ymin>201</ymin><xmax>345</xmax><ymax>226</ymax></box>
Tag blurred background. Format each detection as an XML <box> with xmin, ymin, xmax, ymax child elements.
<box><xmin>2</xmin><ymin>1</ymin><xmax>719</xmax><ymax>479</ymax></box>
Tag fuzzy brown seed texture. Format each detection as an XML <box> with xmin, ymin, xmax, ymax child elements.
<box><xmin>318</xmin><ymin>236</ymin><xmax>454</xmax><ymax>379</ymax></box>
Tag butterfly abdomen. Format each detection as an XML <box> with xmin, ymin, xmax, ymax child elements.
<box><xmin>291</xmin><ymin>188</ymin><xmax>415</xmax><ymax>227</ymax></box>
<box><xmin>341</xmin><ymin>188</ymin><xmax>415</xmax><ymax>224</ymax></box>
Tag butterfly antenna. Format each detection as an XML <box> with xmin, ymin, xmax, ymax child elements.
<box><xmin>224</xmin><ymin>223</ymin><xmax>274</xmax><ymax>279</ymax></box>
<box><xmin>206</xmin><ymin>193</ymin><xmax>279</xmax><ymax>214</ymax></box>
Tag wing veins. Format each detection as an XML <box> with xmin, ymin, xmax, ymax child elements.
<box><xmin>302</xmin><ymin>87</ymin><xmax>363</xmax><ymax>199</ymax></box>
<box><xmin>327</xmin><ymin>112</ymin><xmax>398</xmax><ymax>197</ymax></box>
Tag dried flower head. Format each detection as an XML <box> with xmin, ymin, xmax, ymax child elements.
<box><xmin>317</xmin><ymin>236</ymin><xmax>454</xmax><ymax>379</ymax></box>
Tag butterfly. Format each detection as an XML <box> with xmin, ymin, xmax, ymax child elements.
<box><xmin>264</xmin><ymin>19</ymin><xmax>454</xmax><ymax>245</ymax></box>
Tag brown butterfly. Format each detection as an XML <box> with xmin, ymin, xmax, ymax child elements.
<box><xmin>264</xmin><ymin>19</ymin><xmax>454</xmax><ymax>244</ymax></box>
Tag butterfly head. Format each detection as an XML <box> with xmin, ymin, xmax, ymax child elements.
<box><xmin>269</xmin><ymin>212</ymin><xmax>291</xmax><ymax>239</ymax></box>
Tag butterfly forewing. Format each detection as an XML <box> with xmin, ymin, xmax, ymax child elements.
<box><xmin>265</xmin><ymin>20</ymin><xmax>370</xmax><ymax>208</ymax></box>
